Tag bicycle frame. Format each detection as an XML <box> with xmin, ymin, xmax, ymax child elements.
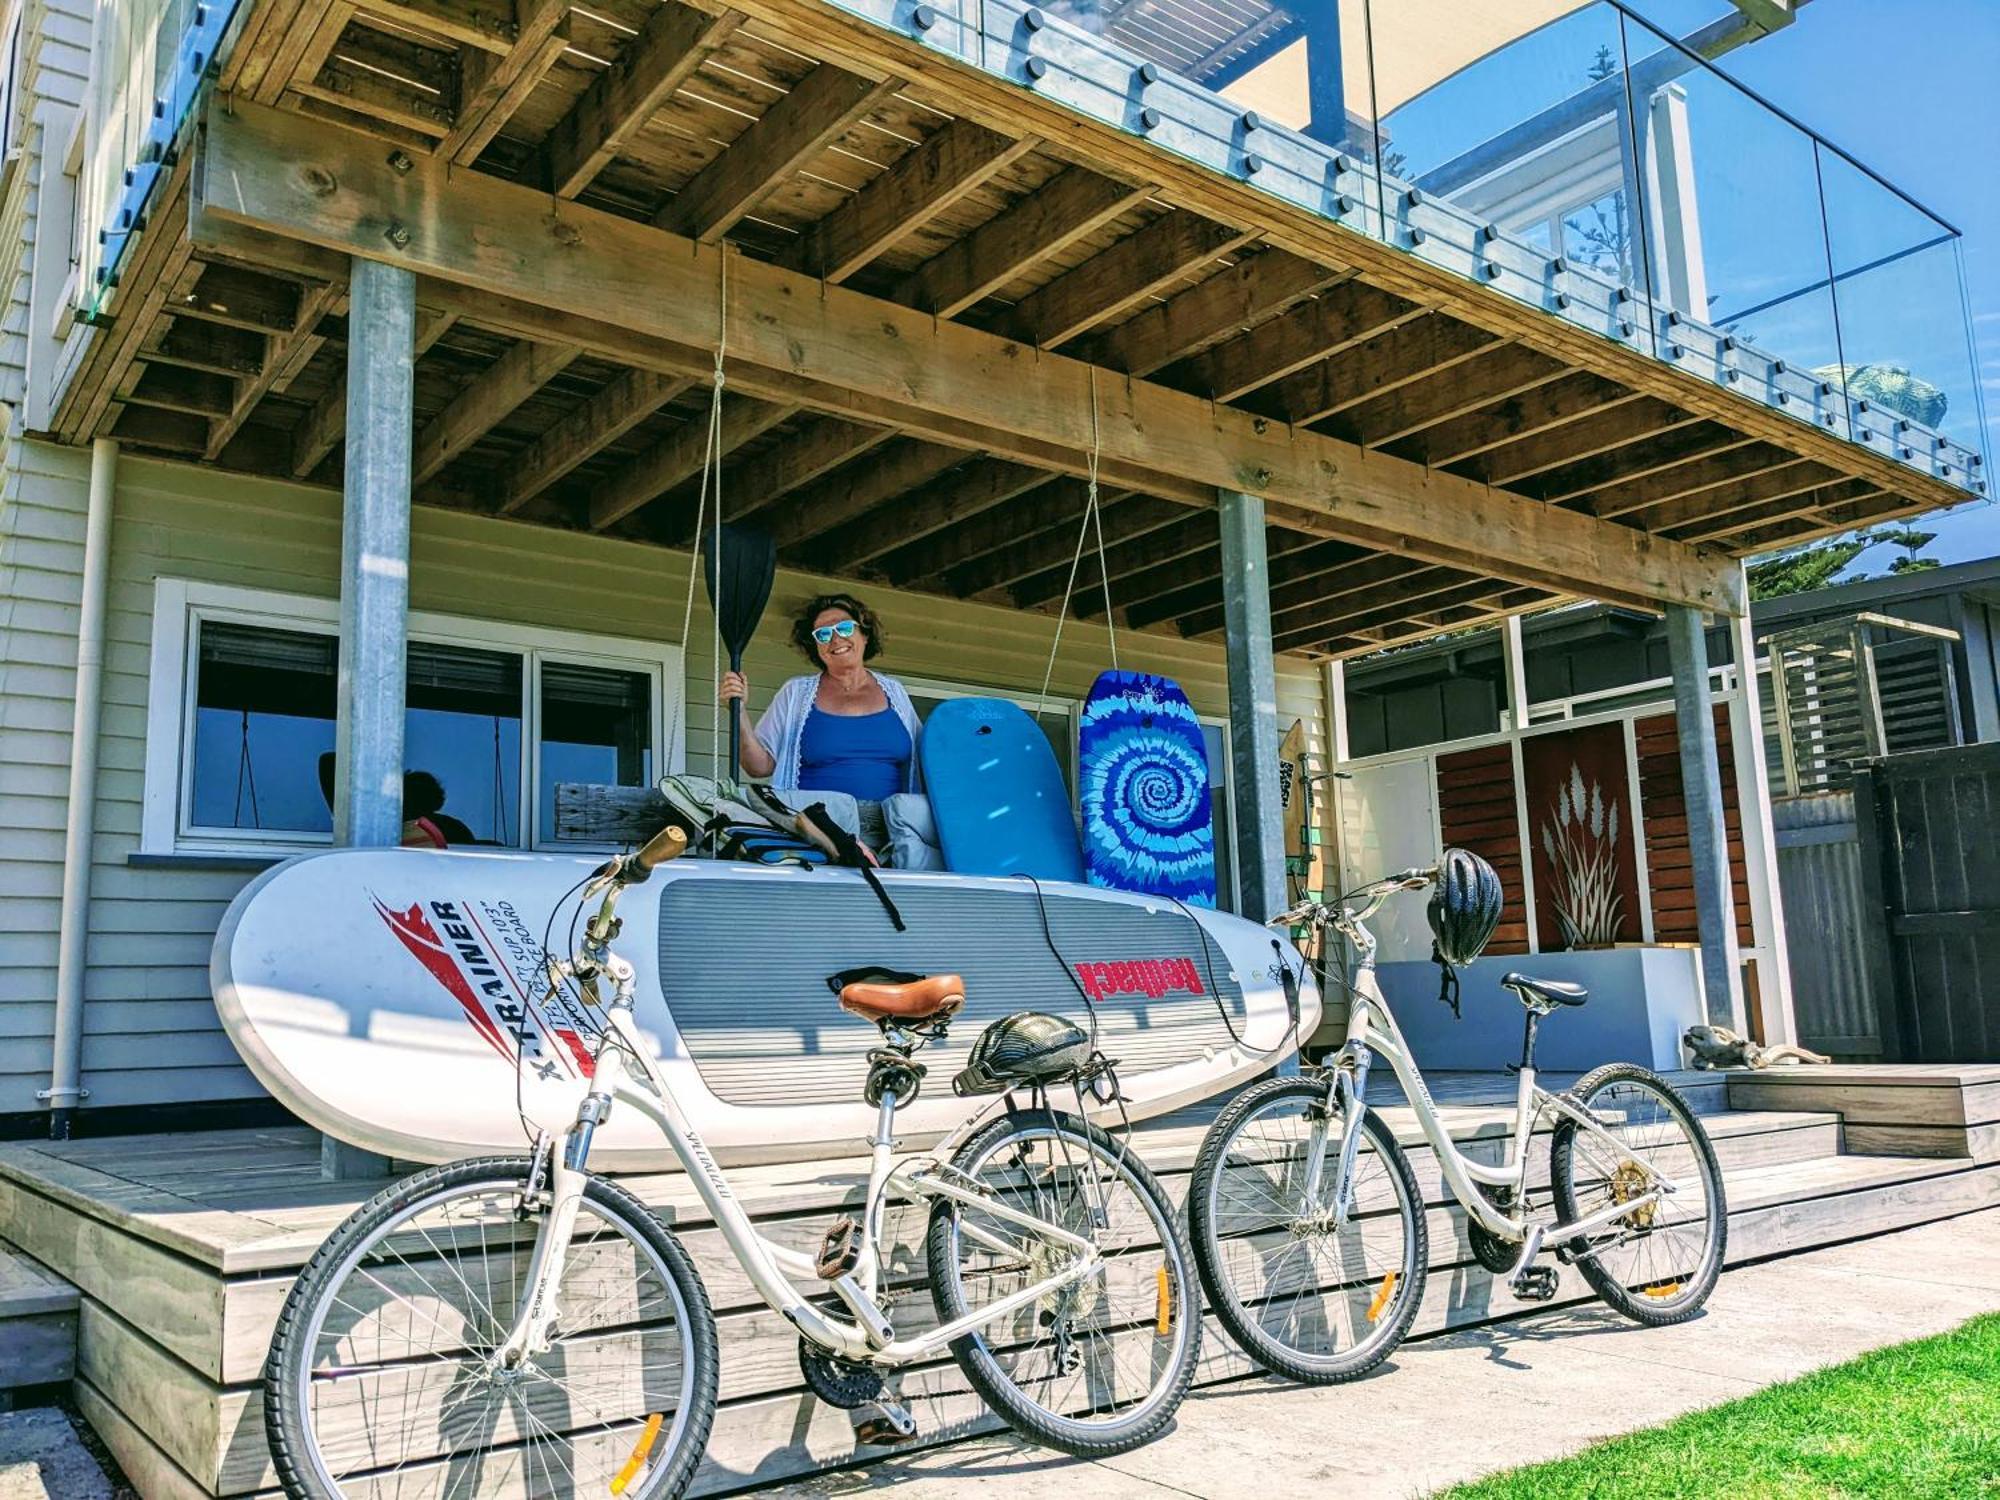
<box><xmin>1305</xmin><ymin>883</ymin><xmax>1686</xmax><ymax>1253</ymax></box>
<box><xmin>492</xmin><ymin>872</ymin><xmax>1106</xmax><ymax>1372</ymax></box>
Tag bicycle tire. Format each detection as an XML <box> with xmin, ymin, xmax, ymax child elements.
<box><xmin>1550</xmin><ymin>1063</ymin><xmax>1727</xmax><ymax>1327</ymax></box>
<box><xmin>926</xmin><ymin>1107</ymin><xmax>1200</xmax><ymax>1457</ymax></box>
<box><xmin>1189</xmin><ymin>1074</ymin><xmax>1427</xmax><ymax>1384</ymax></box>
<box><xmin>265</xmin><ymin>1156</ymin><xmax>718</xmax><ymax>1500</ymax></box>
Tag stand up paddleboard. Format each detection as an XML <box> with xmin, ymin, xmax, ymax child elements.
<box><xmin>212</xmin><ymin>849</ymin><xmax>1316</xmax><ymax>1167</ymax></box>
<box><xmin>921</xmin><ymin>698</ymin><xmax>1083</xmax><ymax>880</ymax></box>
<box><xmin>1079</xmin><ymin>670</ymin><xmax>1216</xmax><ymax>906</ymax></box>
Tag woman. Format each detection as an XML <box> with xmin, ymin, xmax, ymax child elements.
<box><xmin>719</xmin><ymin>593</ymin><xmax>922</xmax><ymax>850</ymax></box>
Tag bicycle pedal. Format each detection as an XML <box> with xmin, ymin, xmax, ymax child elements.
<box><xmin>815</xmin><ymin>1215</ymin><xmax>863</xmax><ymax>1281</ymax></box>
<box><xmin>851</xmin><ymin>1400</ymin><xmax>918</xmax><ymax>1447</ymax></box>
<box><xmin>1510</xmin><ymin>1265</ymin><xmax>1559</xmax><ymax>1302</ymax></box>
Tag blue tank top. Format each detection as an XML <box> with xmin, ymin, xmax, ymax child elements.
<box><xmin>799</xmin><ymin>706</ymin><xmax>911</xmax><ymax>803</ymax></box>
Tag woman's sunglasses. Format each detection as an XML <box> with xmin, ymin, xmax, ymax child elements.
<box><xmin>812</xmin><ymin>620</ymin><xmax>860</xmax><ymax>645</ymax></box>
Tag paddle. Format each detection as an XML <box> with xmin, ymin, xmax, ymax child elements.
<box><xmin>701</xmin><ymin>523</ymin><xmax>777</xmax><ymax>778</ymax></box>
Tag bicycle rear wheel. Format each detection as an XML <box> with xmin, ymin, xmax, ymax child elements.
<box><xmin>1550</xmin><ymin>1064</ymin><xmax>1727</xmax><ymax>1326</ymax></box>
<box><xmin>926</xmin><ymin>1107</ymin><xmax>1200</xmax><ymax>1457</ymax></box>
<box><xmin>266</xmin><ymin>1157</ymin><xmax>717</xmax><ymax>1500</ymax></box>
<box><xmin>1188</xmin><ymin>1074</ymin><xmax>1426</xmax><ymax>1384</ymax></box>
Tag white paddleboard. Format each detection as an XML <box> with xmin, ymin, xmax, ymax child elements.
<box><xmin>212</xmin><ymin>848</ymin><xmax>1318</xmax><ymax>1167</ymax></box>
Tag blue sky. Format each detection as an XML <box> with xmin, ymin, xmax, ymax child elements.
<box><xmin>1628</xmin><ymin>0</ymin><xmax>2000</xmax><ymax>571</ymax></box>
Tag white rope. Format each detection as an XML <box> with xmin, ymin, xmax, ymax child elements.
<box><xmin>1033</xmin><ymin>369</ymin><xmax>1115</xmax><ymax>721</ymax></box>
<box><xmin>670</xmin><ymin>251</ymin><xmax>729</xmax><ymax>775</ymax></box>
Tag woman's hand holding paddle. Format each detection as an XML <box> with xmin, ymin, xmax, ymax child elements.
<box><xmin>718</xmin><ymin>671</ymin><xmax>749</xmax><ymax>705</ymax></box>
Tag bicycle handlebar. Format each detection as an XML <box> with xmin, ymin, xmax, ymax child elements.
<box><xmin>631</xmin><ymin>822</ymin><xmax>688</xmax><ymax>875</ymax></box>
<box><xmin>1267</xmin><ymin>863</ymin><xmax>1438</xmax><ymax>931</ymax></box>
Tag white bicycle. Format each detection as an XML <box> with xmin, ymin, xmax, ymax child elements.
<box><xmin>264</xmin><ymin>827</ymin><xmax>1202</xmax><ymax>1498</ymax></box>
<box><xmin>1189</xmin><ymin>854</ymin><xmax>1726</xmax><ymax>1385</ymax></box>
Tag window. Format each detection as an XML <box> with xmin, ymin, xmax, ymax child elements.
<box><xmin>145</xmin><ymin>581</ymin><xmax>682</xmax><ymax>855</ymax></box>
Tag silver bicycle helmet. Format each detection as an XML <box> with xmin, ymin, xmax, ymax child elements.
<box><xmin>1427</xmin><ymin>848</ymin><xmax>1505</xmax><ymax>966</ymax></box>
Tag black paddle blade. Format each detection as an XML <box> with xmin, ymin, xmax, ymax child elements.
<box><xmin>700</xmin><ymin>523</ymin><xmax>777</xmax><ymax>664</ymax></box>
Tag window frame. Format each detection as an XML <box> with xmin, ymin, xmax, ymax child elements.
<box><xmin>142</xmin><ymin>579</ymin><xmax>684</xmax><ymax>856</ymax></box>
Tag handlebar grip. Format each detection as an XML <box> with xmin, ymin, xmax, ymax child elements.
<box><xmin>632</xmin><ymin>823</ymin><xmax>688</xmax><ymax>874</ymax></box>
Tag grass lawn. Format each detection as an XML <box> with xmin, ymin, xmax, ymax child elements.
<box><xmin>1444</xmin><ymin>1312</ymin><xmax>2000</xmax><ymax>1499</ymax></box>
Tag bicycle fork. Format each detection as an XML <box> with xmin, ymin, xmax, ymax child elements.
<box><xmin>1307</xmin><ymin>1047</ymin><xmax>1373</xmax><ymax>1231</ymax></box>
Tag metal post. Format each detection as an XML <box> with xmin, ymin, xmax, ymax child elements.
<box><xmin>1220</xmin><ymin>489</ymin><xmax>1292</xmax><ymax>1073</ymax></box>
<box><xmin>44</xmin><ymin>438</ymin><xmax>118</xmax><ymax>1138</ymax></box>
<box><xmin>333</xmin><ymin>256</ymin><xmax>416</xmax><ymax>847</ymax></box>
<box><xmin>326</xmin><ymin>256</ymin><xmax>415</xmax><ymax>1180</ymax></box>
<box><xmin>1726</xmin><ymin>588</ymin><xmax>1797</xmax><ymax>1045</ymax></box>
<box><xmin>1501</xmin><ymin>616</ymin><xmax>1540</xmax><ymax>952</ymax></box>
<box><xmin>1664</xmin><ymin>603</ymin><xmax>1743</xmax><ymax>1029</ymax></box>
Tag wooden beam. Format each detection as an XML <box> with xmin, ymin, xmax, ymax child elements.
<box><xmin>412</xmin><ymin>337</ymin><xmax>582</xmax><ymax>483</ymax></box>
<box><xmin>1172</xmin><ymin>281</ymin><xmax>1423</xmax><ymax>402</ymax></box>
<box><xmin>206</xmin><ymin>277</ymin><xmax>345</xmax><ymax>459</ymax></box>
<box><xmin>656</xmin><ymin>63</ymin><xmax>897</xmax><ymax>242</ymax></box>
<box><xmin>1333</xmin><ymin>344</ymin><xmax>1568</xmax><ymax>449</ymax></box>
<box><xmin>769</xmin><ymin>438</ymin><xmax>966</xmax><ymax>549</ymax></box>
<box><xmin>893</xmin><ymin>166</ymin><xmax>1151</xmax><ymax>318</ymax></box>
<box><xmin>992</xmin><ymin>210</ymin><xmax>1255</xmax><ymax>348</ymax></box>
<box><xmin>591</xmin><ymin>394</ymin><xmax>798</xmax><ymax>530</ymax></box>
<box><xmin>141</xmin><ymin>321</ymin><xmax>267</xmax><ymax>379</ymax></box>
<box><xmin>495</xmin><ymin>369</ymin><xmax>695</xmax><ymax>514</ymax></box>
<box><xmin>440</xmin><ymin>0</ymin><xmax>569</xmax><ymax>164</ymax></box>
<box><xmin>196</xmin><ymin>99</ymin><xmax>1745</xmax><ymax>615</ymax></box>
<box><xmin>1394</xmin><ymin>375</ymin><xmax>1645</xmax><ymax>469</ymax></box>
<box><xmin>289</xmin><ymin>306</ymin><xmax>456</xmax><ymax>477</ymax></box>
<box><xmin>121</xmin><ymin>365</ymin><xmax>236</xmax><ymax>419</ymax></box>
<box><xmin>1249</xmin><ymin>315</ymin><xmax>1501</xmax><ymax>425</ymax></box>
<box><xmin>542</xmin><ymin>4</ymin><xmax>743</xmax><ymax>198</ymax></box>
<box><xmin>1082</xmin><ymin>248</ymin><xmax>1347</xmax><ymax>377</ymax></box>
<box><xmin>829</xmin><ymin>458</ymin><xmax>1048</xmax><ymax>564</ymax></box>
<box><xmin>346</xmin><ymin>0</ymin><xmax>516</xmax><ymax>52</ymax></box>
<box><xmin>780</xmin><ymin>119</ymin><xmax>1033</xmax><ymax>283</ymax></box>
<box><xmin>727</xmin><ymin>417</ymin><xmax>897</xmax><ymax>522</ymax></box>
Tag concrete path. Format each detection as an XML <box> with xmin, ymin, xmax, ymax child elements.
<box><xmin>0</xmin><ymin>1409</ymin><xmax>113</xmax><ymax>1500</ymax></box>
<box><xmin>764</xmin><ymin>1208</ymin><xmax>2000</xmax><ymax>1498</ymax></box>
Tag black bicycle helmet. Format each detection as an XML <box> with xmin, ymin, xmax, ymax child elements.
<box><xmin>952</xmin><ymin>1012</ymin><xmax>1093</xmax><ymax>1097</ymax></box>
<box><xmin>1427</xmin><ymin>848</ymin><xmax>1505</xmax><ymax>966</ymax></box>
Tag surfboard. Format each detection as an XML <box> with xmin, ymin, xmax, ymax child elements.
<box><xmin>211</xmin><ymin>849</ymin><xmax>1319</xmax><ymax>1168</ymax></box>
<box><xmin>1279</xmin><ymin>718</ymin><xmax>1310</xmax><ymax>868</ymax></box>
<box><xmin>920</xmin><ymin>697</ymin><xmax>1083</xmax><ymax>880</ymax></box>
<box><xmin>1079</xmin><ymin>671</ymin><xmax>1216</xmax><ymax>906</ymax></box>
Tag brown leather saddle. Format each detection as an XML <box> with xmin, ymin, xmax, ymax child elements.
<box><xmin>827</xmin><ymin>967</ymin><xmax>966</xmax><ymax>1026</ymax></box>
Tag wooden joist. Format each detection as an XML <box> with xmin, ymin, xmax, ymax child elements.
<box><xmin>1247</xmin><ymin>315</ymin><xmax>1500</xmax><ymax>425</ymax></box>
<box><xmin>1174</xmin><ymin>281</ymin><xmax>1421</xmax><ymax>402</ymax></box>
<box><xmin>726</xmin><ymin>417</ymin><xmax>897</xmax><ymax>522</ymax></box>
<box><xmin>205</xmin><ymin>277</ymin><xmax>346</xmax><ymax>460</ymax></box>
<box><xmin>1336</xmin><ymin>344</ymin><xmax>1568</xmax><ymax>449</ymax></box>
<box><xmin>1082</xmin><ymin>249</ymin><xmax>1347</xmax><ymax>377</ymax></box>
<box><xmin>193</xmin><ymin>99</ymin><xmax>1747</xmax><ymax>614</ymax></box>
<box><xmin>769</xmin><ymin>438</ymin><xmax>965</xmax><ymax>550</ymax></box>
<box><xmin>495</xmin><ymin>369</ymin><xmax>694</xmax><ymax>513</ymax></box>
<box><xmin>1024</xmin><ymin>504</ymin><xmax>1213</xmax><ymax>609</ymax></box>
<box><xmin>1119</xmin><ymin>531</ymin><xmax>1336</xmax><ymax>626</ymax></box>
<box><xmin>991</xmin><ymin>210</ymin><xmax>1255</xmax><ymax>349</ymax></box>
<box><xmin>833</xmin><ymin>458</ymin><xmax>1048</xmax><ymax>565</ymax></box>
<box><xmin>1404</xmin><ymin>377</ymin><xmax>1645</xmax><ymax>470</ymax></box>
<box><xmin>591</xmin><ymin>395</ymin><xmax>798</xmax><ymax>531</ymax></box>
<box><xmin>1174</xmin><ymin>546</ymin><xmax>1398</xmax><ymax>637</ymax></box>
<box><xmin>290</xmin><ymin>307</ymin><xmax>457</xmax><ymax>478</ymax></box>
<box><xmin>780</xmin><ymin>119</ymin><xmax>1034</xmax><ymax>283</ymax></box>
<box><xmin>1574</xmin><ymin>443</ymin><xmax>1803</xmax><ymax>519</ymax></box>
<box><xmin>439</xmin><ymin>0</ymin><xmax>571</xmax><ymax>165</ymax></box>
<box><xmin>1526</xmin><ymin>426</ymin><xmax>1756</xmax><ymax>505</ymax></box>
<box><xmin>655</xmin><ymin>63</ymin><xmax>898</xmax><ymax>243</ymax></box>
<box><xmin>954</xmin><ymin>491</ymin><xmax>1174</xmax><ymax>599</ymax></box>
<box><xmin>880</xmin><ymin>474</ymin><xmax>1095</xmax><ymax>584</ymax></box>
<box><xmin>411</xmin><ymin>337</ymin><xmax>582</xmax><ymax>483</ymax></box>
<box><xmin>542</xmin><ymin>3</ymin><xmax>744</xmax><ymax>196</ymax></box>
<box><xmin>892</xmin><ymin>166</ymin><xmax>1151</xmax><ymax>318</ymax></box>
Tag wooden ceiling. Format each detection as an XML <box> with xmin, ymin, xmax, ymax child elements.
<box><xmin>51</xmin><ymin>0</ymin><xmax>1972</xmax><ymax>658</ymax></box>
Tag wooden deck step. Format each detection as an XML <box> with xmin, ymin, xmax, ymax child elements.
<box><xmin>0</xmin><ymin>1238</ymin><xmax>78</xmax><ymax>1393</ymax></box>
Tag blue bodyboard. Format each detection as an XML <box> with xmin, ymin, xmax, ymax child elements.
<box><xmin>1079</xmin><ymin>670</ymin><xmax>1216</xmax><ymax>906</ymax></box>
<box><xmin>920</xmin><ymin>698</ymin><xmax>1084</xmax><ymax>880</ymax></box>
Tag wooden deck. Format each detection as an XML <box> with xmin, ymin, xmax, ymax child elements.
<box><xmin>50</xmin><ymin>0</ymin><xmax>1980</xmax><ymax>657</ymax></box>
<box><xmin>3</xmin><ymin>1064</ymin><xmax>1996</xmax><ymax>1497</ymax></box>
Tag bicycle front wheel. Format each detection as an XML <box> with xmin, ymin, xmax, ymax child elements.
<box><xmin>926</xmin><ymin>1107</ymin><xmax>1200</xmax><ymax>1457</ymax></box>
<box><xmin>266</xmin><ymin>1156</ymin><xmax>718</xmax><ymax>1500</ymax></box>
<box><xmin>1188</xmin><ymin>1074</ymin><xmax>1426</xmax><ymax>1384</ymax></box>
<box><xmin>1550</xmin><ymin>1063</ymin><xmax>1727</xmax><ymax>1326</ymax></box>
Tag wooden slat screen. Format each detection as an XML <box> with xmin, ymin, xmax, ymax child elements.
<box><xmin>1635</xmin><ymin>706</ymin><xmax>1756</xmax><ymax>948</ymax></box>
<box><xmin>1435</xmin><ymin>743</ymin><xmax>1529</xmax><ymax>955</ymax></box>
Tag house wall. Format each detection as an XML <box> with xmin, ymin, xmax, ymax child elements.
<box><xmin>0</xmin><ymin>436</ymin><xmax>1324</xmax><ymax>1118</ymax></box>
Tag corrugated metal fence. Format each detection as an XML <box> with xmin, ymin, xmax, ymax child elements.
<box><xmin>1775</xmin><ymin>790</ymin><xmax>1890</xmax><ymax>1059</ymax></box>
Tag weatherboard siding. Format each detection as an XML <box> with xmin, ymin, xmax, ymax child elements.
<box><xmin>0</xmin><ymin>437</ymin><xmax>1323</xmax><ymax>1116</ymax></box>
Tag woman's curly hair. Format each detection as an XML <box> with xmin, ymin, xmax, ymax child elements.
<box><xmin>791</xmin><ymin>592</ymin><xmax>885</xmax><ymax>669</ymax></box>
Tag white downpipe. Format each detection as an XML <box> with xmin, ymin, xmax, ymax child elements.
<box><xmin>46</xmin><ymin>437</ymin><xmax>118</xmax><ymax>1135</ymax></box>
